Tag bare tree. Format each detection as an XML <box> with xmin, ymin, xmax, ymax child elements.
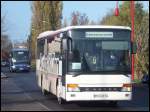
<box><xmin>30</xmin><ymin>1</ymin><xmax>63</xmax><ymax>59</ymax></box>
<box><xmin>71</xmin><ymin>11</ymin><xmax>79</xmax><ymax>25</ymax></box>
<box><xmin>70</xmin><ymin>11</ymin><xmax>89</xmax><ymax>26</ymax></box>
<box><xmin>62</xmin><ymin>17</ymin><xmax>68</xmax><ymax>28</ymax></box>
<box><xmin>1</xmin><ymin>4</ymin><xmax>12</xmax><ymax>60</ymax></box>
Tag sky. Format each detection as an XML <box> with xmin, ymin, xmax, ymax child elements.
<box><xmin>1</xmin><ymin>1</ymin><xmax>149</xmax><ymax>43</ymax></box>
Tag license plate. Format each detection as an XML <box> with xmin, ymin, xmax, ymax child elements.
<box><xmin>93</xmin><ymin>94</ymin><xmax>108</xmax><ymax>98</ymax></box>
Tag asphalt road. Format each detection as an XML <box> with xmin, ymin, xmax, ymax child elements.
<box><xmin>1</xmin><ymin>67</ymin><xmax>149</xmax><ymax>111</ymax></box>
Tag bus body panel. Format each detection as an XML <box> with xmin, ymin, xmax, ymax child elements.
<box><xmin>65</xmin><ymin>74</ymin><xmax>132</xmax><ymax>101</ymax></box>
<box><xmin>36</xmin><ymin>58</ymin><xmax>60</xmax><ymax>95</ymax></box>
<box><xmin>36</xmin><ymin>59</ymin><xmax>41</xmax><ymax>87</ymax></box>
<box><xmin>66</xmin><ymin>74</ymin><xmax>131</xmax><ymax>84</ymax></box>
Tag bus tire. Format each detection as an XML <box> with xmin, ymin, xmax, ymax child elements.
<box><xmin>57</xmin><ymin>85</ymin><xmax>65</xmax><ymax>104</ymax></box>
<box><xmin>42</xmin><ymin>88</ymin><xmax>49</xmax><ymax>96</ymax></box>
<box><xmin>58</xmin><ymin>96</ymin><xmax>63</xmax><ymax>104</ymax></box>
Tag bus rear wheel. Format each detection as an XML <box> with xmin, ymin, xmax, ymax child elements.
<box><xmin>42</xmin><ymin>88</ymin><xmax>49</xmax><ymax>96</ymax></box>
<box><xmin>41</xmin><ymin>82</ymin><xmax>49</xmax><ymax>95</ymax></box>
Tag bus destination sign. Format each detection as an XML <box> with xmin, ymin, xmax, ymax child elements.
<box><xmin>85</xmin><ymin>32</ymin><xmax>113</xmax><ymax>38</ymax></box>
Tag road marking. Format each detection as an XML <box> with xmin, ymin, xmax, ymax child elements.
<box><xmin>10</xmin><ymin>79</ymin><xmax>51</xmax><ymax>111</ymax></box>
<box><xmin>37</xmin><ymin>102</ymin><xmax>51</xmax><ymax>111</ymax></box>
<box><xmin>23</xmin><ymin>92</ymin><xmax>51</xmax><ymax>111</ymax></box>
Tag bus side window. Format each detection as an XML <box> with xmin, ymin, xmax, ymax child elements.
<box><xmin>44</xmin><ymin>39</ymin><xmax>48</xmax><ymax>56</ymax></box>
<box><xmin>37</xmin><ymin>39</ymin><xmax>44</xmax><ymax>59</ymax></box>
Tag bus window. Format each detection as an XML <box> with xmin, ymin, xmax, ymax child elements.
<box><xmin>37</xmin><ymin>39</ymin><xmax>44</xmax><ymax>59</ymax></box>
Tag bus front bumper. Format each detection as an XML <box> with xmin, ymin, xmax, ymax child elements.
<box><xmin>66</xmin><ymin>92</ymin><xmax>132</xmax><ymax>101</ymax></box>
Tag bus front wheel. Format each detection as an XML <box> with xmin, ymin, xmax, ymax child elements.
<box><xmin>56</xmin><ymin>86</ymin><xmax>65</xmax><ymax>104</ymax></box>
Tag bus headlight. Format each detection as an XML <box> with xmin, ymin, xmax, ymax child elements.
<box><xmin>67</xmin><ymin>84</ymin><xmax>80</xmax><ymax>92</ymax></box>
<box><xmin>122</xmin><ymin>83</ymin><xmax>132</xmax><ymax>92</ymax></box>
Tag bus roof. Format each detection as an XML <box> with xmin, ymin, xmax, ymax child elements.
<box><xmin>37</xmin><ymin>25</ymin><xmax>131</xmax><ymax>39</ymax></box>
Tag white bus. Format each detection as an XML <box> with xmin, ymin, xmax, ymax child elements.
<box><xmin>36</xmin><ymin>25</ymin><xmax>137</xmax><ymax>104</ymax></box>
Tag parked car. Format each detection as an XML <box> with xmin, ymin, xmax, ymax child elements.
<box><xmin>141</xmin><ymin>74</ymin><xmax>149</xmax><ymax>85</ymax></box>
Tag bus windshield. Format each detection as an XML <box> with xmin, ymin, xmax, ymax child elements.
<box><xmin>12</xmin><ymin>51</ymin><xmax>29</xmax><ymax>61</ymax></box>
<box><xmin>68</xmin><ymin>39</ymin><xmax>131</xmax><ymax>73</ymax></box>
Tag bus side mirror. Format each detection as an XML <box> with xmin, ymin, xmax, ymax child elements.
<box><xmin>68</xmin><ymin>37</ymin><xmax>72</xmax><ymax>52</ymax></box>
<box><xmin>62</xmin><ymin>38</ymin><xmax>68</xmax><ymax>51</ymax></box>
<box><xmin>62</xmin><ymin>37</ymin><xmax>72</xmax><ymax>52</ymax></box>
<box><xmin>132</xmin><ymin>42</ymin><xmax>137</xmax><ymax>54</ymax></box>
